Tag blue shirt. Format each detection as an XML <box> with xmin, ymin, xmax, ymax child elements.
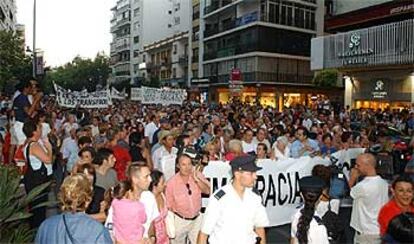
<box><xmin>13</xmin><ymin>94</ymin><xmax>30</xmax><ymax>123</ymax></box>
<box><xmin>290</xmin><ymin>139</ymin><xmax>320</xmax><ymax>158</ymax></box>
<box><xmin>35</xmin><ymin>213</ymin><xmax>112</xmax><ymax>244</ymax></box>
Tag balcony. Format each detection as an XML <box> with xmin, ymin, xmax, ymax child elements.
<box><xmin>206</xmin><ymin>72</ymin><xmax>314</xmax><ymax>84</ymax></box>
<box><xmin>116</xmin><ymin>43</ymin><xmax>130</xmax><ymax>52</ymax></box>
<box><xmin>204</xmin><ymin>12</ymin><xmax>257</xmax><ymax>38</ymax></box>
<box><xmin>204</xmin><ymin>42</ymin><xmax>257</xmax><ymax>61</ymax></box>
<box><xmin>204</xmin><ymin>0</ymin><xmax>233</xmax><ymax>15</ymax></box>
<box><xmin>178</xmin><ymin>55</ymin><xmax>188</xmax><ymax>65</ymax></box>
<box><xmin>110</xmin><ymin>25</ymin><xmax>118</xmax><ymax>33</ymax></box>
<box><xmin>117</xmin><ymin>17</ymin><xmax>131</xmax><ymax>27</ymax></box>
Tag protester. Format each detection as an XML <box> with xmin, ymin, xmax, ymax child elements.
<box><xmin>23</xmin><ymin>119</ymin><xmax>53</xmax><ymax>228</ymax></box>
<box><xmin>383</xmin><ymin>212</ymin><xmax>414</xmax><ymax>243</ymax></box>
<box><xmin>110</xmin><ymin>162</ymin><xmax>153</xmax><ymax>243</ymax></box>
<box><xmin>148</xmin><ymin>170</ymin><xmax>169</xmax><ymax>244</ymax></box>
<box><xmin>35</xmin><ymin>174</ymin><xmax>112</xmax><ymax>243</ymax></box>
<box><xmin>93</xmin><ymin>148</ymin><xmax>118</xmax><ymax>191</ymax></box>
<box><xmin>349</xmin><ymin>153</ymin><xmax>389</xmax><ymax>244</ymax></box>
<box><xmin>166</xmin><ymin>152</ymin><xmax>210</xmax><ymax>244</ymax></box>
<box><xmin>290</xmin><ymin>127</ymin><xmax>320</xmax><ymax>158</ymax></box>
<box><xmin>198</xmin><ymin>155</ymin><xmax>269</xmax><ymax>244</ymax></box>
<box><xmin>378</xmin><ymin>175</ymin><xmax>414</xmax><ymax>237</ymax></box>
<box><xmin>290</xmin><ymin>176</ymin><xmax>329</xmax><ymax>244</ymax></box>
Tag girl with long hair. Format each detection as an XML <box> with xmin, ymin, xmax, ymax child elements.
<box><xmin>291</xmin><ymin>176</ymin><xmax>329</xmax><ymax>244</ymax></box>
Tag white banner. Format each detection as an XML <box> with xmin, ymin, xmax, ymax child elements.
<box><xmin>54</xmin><ymin>83</ymin><xmax>112</xmax><ymax>108</ymax></box>
<box><xmin>111</xmin><ymin>87</ymin><xmax>126</xmax><ymax>100</ymax></box>
<box><xmin>130</xmin><ymin>87</ymin><xmax>187</xmax><ymax>105</ymax></box>
<box><xmin>130</xmin><ymin>87</ymin><xmax>143</xmax><ymax>101</ymax></box>
<box><xmin>202</xmin><ymin>157</ymin><xmax>331</xmax><ymax>227</ymax></box>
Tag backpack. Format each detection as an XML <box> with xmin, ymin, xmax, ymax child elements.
<box><xmin>320</xmin><ymin>201</ymin><xmax>344</xmax><ymax>243</ymax></box>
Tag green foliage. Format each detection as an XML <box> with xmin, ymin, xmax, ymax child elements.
<box><xmin>43</xmin><ymin>53</ymin><xmax>111</xmax><ymax>93</ymax></box>
<box><xmin>0</xmin><ymin>165</ymin><xmax>55</xmax><ymax>243</ymax></box>
<box><xmin>0</xmin><ymin>30</ymin><xmax>33</xmax><ymax>91</ymax></box>
<box><xmin>313</xmin><ymin>69</ymin><xmax>339</xmax><ymax>87</ymax></box>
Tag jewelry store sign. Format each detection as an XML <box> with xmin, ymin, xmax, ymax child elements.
<box><xmin>372</xmin><ymin>80</ymin><xmax>387</xmax><ymax>99</ymax></box>
<box><xmin>338</xmin><ymin>33</ymin><xmax>374</xmax><ymax>66</ymax></box>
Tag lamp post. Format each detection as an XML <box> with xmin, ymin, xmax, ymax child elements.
<box><xmin>32</xmin><ymin>0</ymin><xmax>37</xmax><ymax>78</ymax></box>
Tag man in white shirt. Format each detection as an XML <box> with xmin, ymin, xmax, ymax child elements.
<box><xmin>242</xmin><ymin>129</ymin><xmax>257</xmax><ymax>154</ymax></box>
<box><xmin>152</xmin><ymin>131</ymin><xmax>178</xmax><ymax>180</ymax></box>
<box><xmin>349</xmin><ymin>153</ymin><xmax>389</xmax><ymax>244</ymax></box>
<box><xmin>252</xmin><ymin>128</ymin><xmax>271</xmax><ymax>153</ymax></box>
<box><xmin>145</xmin><ymin>114</ymin><xmax>159</xmax><ymax>145</ymax></box>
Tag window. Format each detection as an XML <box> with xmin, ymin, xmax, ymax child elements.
<box><xmin>173</xmin><ymin>44</ymin><xmax>177</xmax><ymax>54</ymax></box>
<box><xmin>175</xmin><ymin>3</ymin><xmax>180</xmax><ymax>11</ymax></box>
<box><xmin>173</xmin><ymin>68</ymin><xmax>176</xmax><ymax>78</ymax></box>
<box><xmin>192</xmin><ymin>4</ymin><xmax>200</xmax><ymax>20</ymax></box>
<box><xmin>174</xmin><ymin>17</ymin><xmax>180</xmax><ymax>25</ymax></box>
<box><xmin>184</xmin><ymin>44</ymin><xmax>188</xmax><ymax>56</ymax></box>
<box><xmin>143</xmin><ymin>54</ymin><xmax>146</xmax><ymax>62</ymax></box>
<box><xmin>134</xmin><ymin>36</ymin><xmax>139</xmax><ymax>44</ymax></box>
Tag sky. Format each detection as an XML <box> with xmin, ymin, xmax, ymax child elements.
<box><xmin>16</xmin><ymin>0</ymin><xmax>116</xmax><ymax>67</ymax></box>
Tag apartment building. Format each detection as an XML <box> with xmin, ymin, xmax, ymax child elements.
<box><xmin>188</xmin><ymin>0</ymin><xmax>343</xmax><ymax>108</ymax></box>
<box><xmin>110</xmin><ymin>0</ymin><xmax>190</xmax><ymax>85</ymax></box>
<box><xmin>0</xmin><ymin>0</ymin><xmax>17</xmax><ymax>32</ymax></box>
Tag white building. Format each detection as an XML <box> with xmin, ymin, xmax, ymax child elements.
<box><xmin>0</xmin><ymin>0</ymin><xmax>17</xmax><ymax>32</ymax></box>
<box><xmin>110</xmin><ymin>0</ymin><xmax>191</xmax><ymax>85</ymax></box>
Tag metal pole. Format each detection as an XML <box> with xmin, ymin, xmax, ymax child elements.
<box><xmin>32</xmin><ymin>0</ymin><xmax>36</xmax><ymax>78</ymax></box>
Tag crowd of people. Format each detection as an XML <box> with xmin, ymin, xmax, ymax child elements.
<box><xmin>1</xmin><ymin>78</ymin><xmax>414</xmax><ymax>243</ymax></box>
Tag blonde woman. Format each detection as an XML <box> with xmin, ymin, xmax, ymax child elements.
<box><xmin>36</xmin><ymin>174</ymin><xmax>112</xmax><ymax>243</ymax></box>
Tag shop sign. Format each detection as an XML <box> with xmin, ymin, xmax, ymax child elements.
<box><xmin>337</xmin><ymin>33</ymin><xmax>374</xmax><ymax>66</ymax></box>
<box><xmin>390</xmin><ymin>3</ymin><xmax>414</xmax><ymax>15</ymax></box>
<box><xmin>371</xmin><ymin>80</ymin><xmax>387</xmax><ymax>99</ymax></box>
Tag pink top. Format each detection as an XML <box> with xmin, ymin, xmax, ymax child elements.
<box><xmin>153</xmin><ymin>194</ymin><xmax>169</xmax><ymax>244</ymax></box>
<box><xmin>112</xmin><ymin>198</ymin><xmax>147</xmax><ymax>243</ymax></box>
<box><xmin>166</xmin><ymin>171</ymin><xmax>207</xmax><ymax>218</ymax></box>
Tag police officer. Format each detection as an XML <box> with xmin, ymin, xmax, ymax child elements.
<box><xmin>197</xmin><ymin>155</ymin><xmax>269</xmax><ymax>244</ymax></box>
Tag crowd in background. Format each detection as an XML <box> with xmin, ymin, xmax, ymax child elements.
<box><xmin>1</xmin><ymin>79</ymin><xmax>414</xmax><ymax>243</ymax></box>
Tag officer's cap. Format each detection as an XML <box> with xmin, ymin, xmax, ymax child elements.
<box><xmin>299</xmin><ymin>176</ymin><xmax>326</xmax><ymax>192</ymax></box>
<box><xmin>230</xmin><ymin>155</ymin><xmax>262</xmax><ymax>172</ymax></box>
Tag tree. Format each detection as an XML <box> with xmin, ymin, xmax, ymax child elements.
<box><xmin>143</xmin><ymin>75</ymin><xmax>160</xmax><ymax>88</ymax></box>
<box><xmin>0</xmin><ymin>30</ymin><xmax>33</xmax><ymax>92</ymax></box>
<box><xmin>312</xmin><ymin>69</ymin><xmax>339</xmax><ymax>87</ymax></box>
<box><xmin>43</xmin><ymin>53</ymin><xmax>111</xmax><ymax>93</ymax></box>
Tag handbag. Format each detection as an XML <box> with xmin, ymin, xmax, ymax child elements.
<box><xmin>166</xmin><ymin>210</ymin><xmax>176</xmax><ymax>239</ymax></box>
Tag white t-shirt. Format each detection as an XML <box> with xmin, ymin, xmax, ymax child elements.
<box><xmin>242</xmin><ymin>141</ymin><xmax>257</xmax><ymax>154</ymax></box>
<box><xmin>144</xmin><ymin>121</ymin><xmax>158</xmax><ymax>144</ymax></box>
<box><xmin>291</xmin><ymin>208</ymin><xmax>330</xmax><ymax>244</ymax></box>
<box><xmin>350</xmin><ymin>175</ymin><xmax>389</xmax><ymax>235</ymax></box>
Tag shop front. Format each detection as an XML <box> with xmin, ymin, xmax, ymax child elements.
<box><xmin>215</xmin><ymin>85</ymin><xmax>343</xmax><ymax>110</ymax></box>
<box><xmin>311</xmin><ymin>19</ymin><xmax>414</xmax><ymax>109</ymax></box>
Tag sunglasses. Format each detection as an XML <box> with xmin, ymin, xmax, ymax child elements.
<box><xmin>185</xmin><ymin>183</ymin><xmax>192</xmax><ymax>195</ymax></box>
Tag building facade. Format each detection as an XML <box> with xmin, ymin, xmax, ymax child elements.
<box><xmin>142</xmin><ymin>31</ymin><xmax>189</xmax><ymax>87</ymax></box>
<box><xmin>0</xmin><ymin>0</ymin><xmax>17</xmax><ymax>32</ymax></box>
<box><xmin>109</xmin><ymin>0</ymin><xmax>191</xmax><ymax>85</ymax></box>
<box><xmin>188</xmin><ymin>0</ymin><xmax>342</xmax><ymax>108</ymax></box>
<box><xmin>312</xmin><ymin>0</ymin><xmax>414</xmax><ymax>110</ymax></box>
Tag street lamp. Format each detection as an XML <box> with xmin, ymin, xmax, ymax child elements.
<box><xmin>32</xmin><ymin>0</ymin><xmax>37</xmax><ymax>78</ymax></box>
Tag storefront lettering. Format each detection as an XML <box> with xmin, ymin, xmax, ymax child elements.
<box><xmin>371</xmin><ymin>80</ymin><xmax>387</xmax><ymax>99</ymax></box>
<box><xmin>390</xmin><ymin>4</ymin><xmax>414</xmax><ymax>15</ymax></box>
<box><xmin>338</xmin><ymin>32</ymin><xmax>374</xmax><ymax>65</ymax></box>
